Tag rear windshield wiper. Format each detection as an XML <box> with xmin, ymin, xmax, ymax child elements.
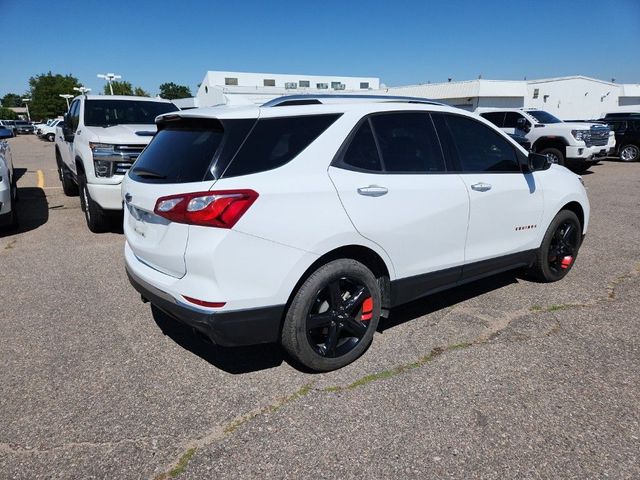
<box><xmin>132</xmin><ymin>168</ymin><xmax>166</xmax><ymax>179</ymax></box>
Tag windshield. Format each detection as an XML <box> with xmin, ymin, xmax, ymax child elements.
<box><xmin>84</xmin><ymin>100</ymin><xmax>178</xmax><ymax>127</ymax></box>
<box><xmin>527</xmin><ymin>110</ymin><xmax>562</xmax><ymax>124</ymax></box>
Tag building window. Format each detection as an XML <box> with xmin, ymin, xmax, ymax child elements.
<box><xmin>225</xmin><ymin>77</ymin><xmax>238</xmax><ymax>86</ymax></box>
<box><xmin>284</xmin><ymin>82</ymin><xmax>297</xmax><ymax>89</ymax></box>
<box><xmin>316</xmin><ymin>83</ymin><xmax>328</xmax><ymax>89</ymax></box>
<box><xmin>299</xmin><ymin>80</ymin><xmax>310</xmax><ymax>88</ymax></box>
<box><xmin>263</xmin><ymin>79</ymin><xmax>276</xmax><ymax>87</ymax></box>
<box><xmin>360</xmin><ymin>82</ymin><xmax>370</xmax><ymax>89</ymax></box>
<box><xmin>533</xmin><ymin>88</ymin><xmax>539</xmax><ymax>99</ymax></box>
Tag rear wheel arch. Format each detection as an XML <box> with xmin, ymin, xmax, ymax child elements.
<box><xmin>286</xmin><ymin>245</ymin><xmax>392</xmax><ymax>318</ymax></box>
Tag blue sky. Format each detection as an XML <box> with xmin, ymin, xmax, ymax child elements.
<box><xmin>1</xmin><ymin>0</ymin><xmax>639</xmax><ymax>97</ymax></box>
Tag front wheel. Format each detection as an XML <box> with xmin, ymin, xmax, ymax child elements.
<box><xmin>281</xmin><ymin>259</ymin><xmax>382</xmax><ymax>372</ymax></box>
<box><xmin>619</xmin><ymin>144</ymin><xmax>640</xmax><ymax>162</ymax></box>
<box><xmin>46</xmin><ymin>133</ymin><xmax>55</xmax><ymax>142</ymax></box>
<box><xmin>539</xmin><ymin>147</ymin><xmax>565</xmax><ymax>166</ymax></box>
<box><xmin>525</xmin><ymin>210</ymin><xmax>582</xmax><ymax>282</ymax></box>
<box><xmin>79</xmin><ymin>175</ymin><xmax>109</xmax><ymax>233</ymax></box>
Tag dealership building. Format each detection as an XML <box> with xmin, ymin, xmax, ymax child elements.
<box><xmin>383</xmin><ymin>76</ymin><xmax>640</xmax><ymax>120</ymax></box>
<box><xmin>174</xmin><ymin>72</ymin><xmax>640</xmax><ymax>120</ymax></box>
<box><xmin>174</xmin><ymin>70</ymin><xmax>380</xmax><ymax>109</ymax></box>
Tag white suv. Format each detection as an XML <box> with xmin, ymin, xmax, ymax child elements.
<box><xmin>123</xmin><ymin>95</ymin><xmax>590</xmax><ymax>371</ymax></box>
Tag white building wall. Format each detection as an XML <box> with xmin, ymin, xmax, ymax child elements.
<box><xmin>194</xmin><ymin>70</ymin><xmax>380</xmax><ymax>107</ymax></box>
<box><xmin>525</xmin><ymin>77</ymin><xmax>624</xmax><ymax>120</ymax></box>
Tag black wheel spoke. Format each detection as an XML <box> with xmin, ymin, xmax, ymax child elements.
<box><xmin>342</xmin><ymin>317</ymin><xmax>367</xmax><ymax>338</ymax></box>
<box><xmin>327</xmin><ymin>281</ymin><xmax>343</xmax><ymax>309</ymax></box>
<box><xmin>307</xmin><ymin>312</ymin><xmax>333</xmax><ymax>330</ymax></box>
<box><xmin>324</xmin><ymin>323</ymin><xmax>339</xmax><ymax>356</ymax></box>
<box><xmin>343</xmin><ymin>286</ymin><xmax>368</xmax><ymax>314</ymax></box>
<box><xmin>561</xmin><ymin>224</ymin><xmax>573</xmax><ymax>241</ymax></box>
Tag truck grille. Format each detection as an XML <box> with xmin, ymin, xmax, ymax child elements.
<box><xmin>113</xmin><ymin>145</ymin><xmax>145</xmax><ymax>175</ymax></box>
<box><xmin>587</xmin><ymin>126</ymin><xmax>609</xmax><ymax>147</ymax></box>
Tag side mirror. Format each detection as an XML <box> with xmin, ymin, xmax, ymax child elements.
<box><xmin>516</xmin><ymin>117</ymin><xmax>531</xmax><ymax>133</ymax></box>
<box><xmin>528</xmin><ymin>152</ymin><xmax>551</xmax><ymax>171</ymax></box>
<box><xmin>62</xmin><ymin>114</ymin><xmax>74</xmax><ymax>142</ymax></box>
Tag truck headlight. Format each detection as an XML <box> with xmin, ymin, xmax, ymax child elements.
<box><xmin>571</xmin><ymin>130</ymin><xmax>590</xmax><ymax>142</ymax></box>
<box><xmin>90</xmin><ymin>143</ymin><xmax>119</xmax><ymax>177</ymax></box>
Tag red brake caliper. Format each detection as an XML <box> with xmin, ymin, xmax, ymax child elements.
<box><xmin>361</xmin><ymin>297</ymin><xmax>373</xmax><ymax>321</ymax></box>
<box><xmin>560</xmin><ymin>256</ymin><xmax>574</xmax><ymax>269</ymax></box>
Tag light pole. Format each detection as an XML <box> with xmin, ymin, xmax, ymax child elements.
<box><xmin>59</xmin><ymin>94</ymin><xmax>74</xmax><ymax>109</ymax></box>
<box><xmin>73</xmin><ymin>86</ymin><xmax>91</xmax><ymax>95</ymax></box>
<box><xmin>22</xmin><ymin>98</ymin><xmax>31</xmax><ymax>122</ymax></box>
<box><xmin>97</xmin><ymin>73</ymin><xmax>121</xmax><ymax>95</ymax></box>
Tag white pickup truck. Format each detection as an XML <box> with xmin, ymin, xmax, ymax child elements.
<box><xmin>55</xmin><ymin>95</ymin><xmax>178</xmax><ymax>232</ymax></box>
<box><xmin>477</xmin><ymin>108</ymin><xmax>615</xmax><ymax>173</ymax></box>
<box><xmin>37</xmin><ymin>118</ymin><xmax>64</xmax><ymax>142</ymax></box>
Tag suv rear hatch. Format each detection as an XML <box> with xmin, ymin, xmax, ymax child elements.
<box><xmin>123</xmin><ymin>116</ymin><xmax>256</xmax><ymax>277</ymax></box>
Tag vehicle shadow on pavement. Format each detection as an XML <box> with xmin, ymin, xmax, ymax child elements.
<box><xmin>380</xmin><ymin>271</ymin><xmax>520</xmax><ymax>332</ymax></box>
<box><xmin>151</xmin><ymin>306</ymin><xmax>285</xmax><ymax>374</ymax></box>
<box><xmin>0</xmin><ymin>186</ymin><xmax>49</xmax><ymax>238</ymax></box>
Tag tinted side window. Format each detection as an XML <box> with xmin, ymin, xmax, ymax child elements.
<box><xmin>223</xmin><ymin>114</ymin><xmax>341</xmax><ymax>177</ymax></box>
<box><xmin>444</xmin><ymin>114</ymin><xmax>520</xmax><ymax>173</ymax></box>
<box><xmin>69</xmin><ymin>101</ymin><xmax>80</xmax><ymax>131</ymax></box>
<box><xmin>371</xmin><ymin>113</ymin><xmax>445</xmax><ymax>173</ymax></box>
<box><xmin>341</xmin><ymin>120</ymin><xmax>382</xmax><ymax>172</ymax></box>
<box><xmin>480</xmin><ymin>112</ymin><xmax>505</xmax><ymax>128</ymax></box>
<box><xmin>504</xmin><ymin>112</ymin><xmax>527</xmax><ymax>129</ymax></box>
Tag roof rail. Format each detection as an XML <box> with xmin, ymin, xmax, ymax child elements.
<box><xmin>262</xmin><ymin>94</ymin><xmax>444</xmax><ymax>108</ymax></box>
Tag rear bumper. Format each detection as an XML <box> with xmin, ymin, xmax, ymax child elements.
<box><xmin>126</xmin><ymin>265</ymin><xmax>285</xmax><ymax>347</ymax></box>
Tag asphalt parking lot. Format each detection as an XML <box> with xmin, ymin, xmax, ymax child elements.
<box><xmin>1</xmin><ymin>134</ymin><xmax>639</xmax><ymax>479</ymax></box>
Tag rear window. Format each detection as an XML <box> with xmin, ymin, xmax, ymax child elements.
<box><xmin>84</xmin><ymin>100</ymin><xmax>178</xmax><ymax>127</ymax></box>
<box><xmin>222</xmin><ymin>114</ymin><xmax>341</xmax><ymax>178</ymax></box>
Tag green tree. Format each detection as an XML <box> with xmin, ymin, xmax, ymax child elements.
<box><xmin>28</xmin><ymin>72</ymin><xmax>81</xmax><ymax>120</ymax></box>
<box><xmin>105</xmin><ymin>80</ymin><xmax>133</xmax><ymax>96</ymax></box>
<box><xmin>0</xmin><ymin>107</ymin><xmax>17</xmax><ymax>119</ymax></box>
<box><xmin>133</xmin><ymin>86</ymin><xmax>150</xmax><ymax>97</ymax></box>
<box><xmin>158</xmin><ymin>82</ymin><xmax>191</xmax><ymax>99</ymax></box>
<box><xmin>1</xmin><ymin>93</ymin><xmax>22</xmax><ymax>108</ymax></box>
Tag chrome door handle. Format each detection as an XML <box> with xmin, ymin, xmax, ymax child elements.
<box><xmin>357</xmin><ymin>185</ymin><xmax>388</xmax><ymax>197</ymax></box>
<box><xmin>471</xmin><ymin>182</ymin><xmax>492</xmax><ymax>192</ymax></box>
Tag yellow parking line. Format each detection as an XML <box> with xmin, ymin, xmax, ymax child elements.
<box><xmin>37</xmin><ymin>170</ymin><xmax>45</xmax><ymax>188</ymax></box>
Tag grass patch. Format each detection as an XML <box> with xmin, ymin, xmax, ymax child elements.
<box><xmin>530</xmin><ymin>305</ymin><xmax>543</xmax><ymax>311</ymax></box>
<box><xmin>168</xmin><ymin>448</ymin><xmax>196</xmax><ymax>478</ymax></box>
<box><xmin>547</xmin><ymin>304</ymin><xmax>569</xmax><ymax>312</ymax></box>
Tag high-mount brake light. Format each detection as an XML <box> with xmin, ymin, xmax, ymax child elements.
<box><xmin>153</xmin><ymin>190</ymin><xmax>258</xmax><ymax>228</ymax></box>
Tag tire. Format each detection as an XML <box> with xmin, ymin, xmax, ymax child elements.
<box><xmin>539</xmin><ymin>147</ymin><xmax>565</xmax><ymax>166</ymax></box>
<box><xmin>525</xmin><ymin>210</ymin><xmax>582</xmax><ymax>283</ymax></box>
<box><xmin>619</xmin><ymin>144</ymin><xmax>640</xmax><ymax>162</ymax></box>
<box><xmin>56</xmin><ymin>152</ymin><xmax>78</xmax><ymax>196</ymax></box>
<box><xmin>6</xmin><ymin>176</ymin><xmax>18</xmax><ymax>230</ymax></box>
<box><xmin>46</xmin><ymin>133</ymin><xmax>55</xmax><ymax>142</ymax></box>
<box><xmin>78</xmin><ymin>174</ymin><xmax>109</xmax><ymax>233</ymax></box>
<box><xmin>281</xmin><ymin>259</ymin><xmax>382</xmax><ymax>372</ymax></box>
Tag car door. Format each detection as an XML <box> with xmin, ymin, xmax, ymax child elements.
<box><xmin>328</xmin><ymin>112</ymin><xmax>470</xmax><ymax>304</ymax></box>
<box><xmin>433</xmin><ymin>113</ymin><xmax>543</xmax><ymax>277</ymax></box>
<box><xmin>60</xmin><ymin>100</ymin><xmax>80</xmax><ymax>173</ymax></box>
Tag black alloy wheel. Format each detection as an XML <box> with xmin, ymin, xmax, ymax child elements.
<box><xmin>281</xmin><ymin>259</ymin><xmax>382</xmax><ymax>371</ymax></box>
<box><xmin>306</xmin><ymin>277</ymin><xmax>374</xmax><ymax>358</ymax></box>
<box><xmin>547</xmin><ymin>220</ymin><xmax>580</xmax><ymax>276</ymax></box>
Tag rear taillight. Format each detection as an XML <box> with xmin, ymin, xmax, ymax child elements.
<box><xmin>154</xmin><ymin>189</ymin><xmax>258</xmax><ymax>228</ymax></box>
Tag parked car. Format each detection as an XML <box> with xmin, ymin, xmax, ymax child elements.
<box><xmin>55</xmin><ymin>95</ymin><xmax>179</xmax><ymax>232</ymax></box>
<box><xmin>122</xmin><ymin>94</ymin><xmax>590</xmax><ymax>371</ymax></box>
<box><xmin>0</xmin><ymin>120</ymin><xmax>16</xmax><ymax>137</ymax></box>
<box><xmin>477</xmin><ymin>108</ymin><xmax>615</xmax><ymax>173</ymax></box>
<box><xmin>0</xmin><ymin>127</ymin><xmax>17</xmax><ymax>229</ymax></box>
<box><xmin>599</xmin><ymin>115</ymin><xmax>640</xmax><ymax>162</ymax></box>
<box><xmin>37</xmin><ymin>118</ymin><xmax>64</xmax><ymax>142</ymax></box>
<box><xmin>14</xmin><ymin>120</ymin><xmax>35</xmax><ymax>134</ymax></box>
